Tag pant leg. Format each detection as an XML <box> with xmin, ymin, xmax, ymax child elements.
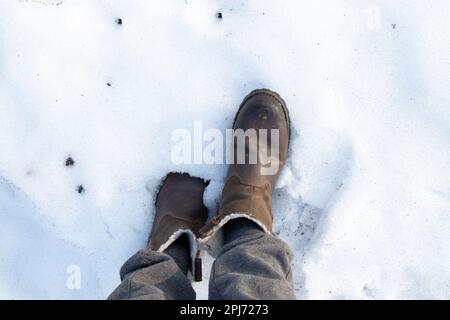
<box><xmin>108</xmin><ymin>249</ymin><xmax>196</xmax><ymax>300</ymax></box>
<box><xmin>209</xmin><ymin>220</ymin><xmax>296</xmax><ymax>300</ymax></box>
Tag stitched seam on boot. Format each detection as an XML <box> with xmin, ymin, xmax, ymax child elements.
<box><xmin>198</xmin><ymin>213</ymin><xmax>271</xmax><ymax>243</ymax></box>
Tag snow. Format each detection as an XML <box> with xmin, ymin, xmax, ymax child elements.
<box><xmin>1</xmin><ymin>0</ymin><xmax>450</xmax><ymax>299</ymax></box>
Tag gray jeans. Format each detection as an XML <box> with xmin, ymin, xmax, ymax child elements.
<box><xmin>108</xmin><ymin>222</ymin><xmax>296</xmax><ymax>300</ymax></box>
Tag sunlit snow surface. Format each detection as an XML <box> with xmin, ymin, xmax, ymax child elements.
<box><xmin>1</xmin><ymin>0</ymin><xmax>450</xmax><ymax>299</ymax></box>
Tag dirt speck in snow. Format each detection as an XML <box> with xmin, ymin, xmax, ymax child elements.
<box><xmin>77</xmin><ymin>185</ymin><xmax>85</xmax><ymax>194</ymax></box>
<box><xmin>65</xmin><ymin>157</ymin><xmax>75</xmax><ymax>167</ymax></box>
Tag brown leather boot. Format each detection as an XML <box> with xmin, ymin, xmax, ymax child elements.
<box><xmin>200</xmin><ymin>89</ymin><xmax>290</xmax><ymax>239</ymax></box>
<box><xmin>148</xmin><ymin>172</ymin><xmax>208</xmax><ymax>254</ymax></box>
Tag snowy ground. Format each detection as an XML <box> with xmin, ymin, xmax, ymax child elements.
<box><xmin>1</xmin><ymin>0</ymin><xmax>450</xmax><ymax>299</ymax></box>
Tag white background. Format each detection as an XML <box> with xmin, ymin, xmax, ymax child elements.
<box><xmin>0</xmin><ymin>0</ymin><xmax>449</xmax><ymax>299</ymax></box>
